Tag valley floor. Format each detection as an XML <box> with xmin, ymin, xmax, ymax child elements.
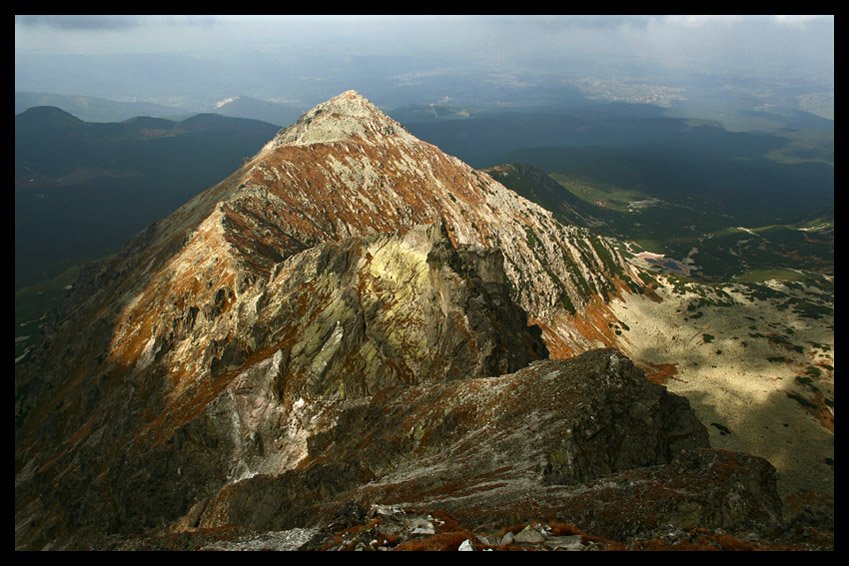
<box><xmin>607</xmin><ymin>275</ymin><xmax>834</xmax><ymax>514</ymax></box>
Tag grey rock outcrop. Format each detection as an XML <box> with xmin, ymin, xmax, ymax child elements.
<box><xmin>192</xmin><ymin>349</ymin><xmax>728</xmax><ymax>537</ymax></box>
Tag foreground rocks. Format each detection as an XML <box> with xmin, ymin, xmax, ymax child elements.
<box><xmin>19</xmin><ymin>337</ymin><xmax>809</xmax><ymax>550</ymax></box>
<box><xmin>96</xmin><ymin>493</ymin><xmax>831</xmax><ymax>551</ymax></box>
<box><xmin>184</xmin><ymin>349</ymin><xmax>791</xmax><ymax>542</ymax></box>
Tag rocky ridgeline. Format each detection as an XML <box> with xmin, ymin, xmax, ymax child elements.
<box><xmin>14</xmin><ymin>91</ymin><xmax>822</xmax><ymax>550</ymax></box>
<box><xmin>60</xmin><ymin>348</ymin><xmax>823</xmax><ymax>550</ymax></box>
<box><xmin>182</xmin><ymin>349</ymin><xmax>790</xmax><ymax>543</ymax></box>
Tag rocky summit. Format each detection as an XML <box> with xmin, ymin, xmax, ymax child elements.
<box><xmin>15</xmin><ymin>91</ymin><xmax>827</xmax><ymax>550</ymax></box>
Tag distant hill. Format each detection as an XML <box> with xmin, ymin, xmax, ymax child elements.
<box><xmin>389</xmin><ymin>103</ymin><xmax>472</xmax><ymax>123</ymax></box>
<box><xmin>15</xmin><ymin>92</ymin><xmax>185</xmax><ymax>123</ymax></box>
<box><xmin>483</xmin><ymin>162</ymin><xmax>606</xmax><ymax>230</ymax></box>
<box><xmin>15</xmin><ymin>106</ymin><xmax>280</xmax><ymax>289</ymax></box>
<box><xmin>210</xmin><ymin>95</ymin><xmax>304</xmax><ymax>126</ymax></box>
<box><xmin>499</xmin><ymin>144</ymin><xmax>834</xmax><ymax>226</ymax></box>
<box><xmin>15</xmin><ymin>91</ymin><xmax>305</xmax><ymax>126</ymax></box>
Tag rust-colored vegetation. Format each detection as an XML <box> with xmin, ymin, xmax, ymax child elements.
<box><xmin>393</xmin><ymin>532</ymin><xmax>472</xmax><ymax>551</ymax></box>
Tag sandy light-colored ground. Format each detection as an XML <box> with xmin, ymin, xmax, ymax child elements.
<box><xmin>607</xmin><ymin>275</ymin><xmax>833</xmax><ymax>514</ymax></box>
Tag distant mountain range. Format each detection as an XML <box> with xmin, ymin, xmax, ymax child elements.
<box><xmin>16</xmin><ymin>90</ymin><xmax>833</xmax><ymax>290</ymax></box>
<box><xmin>15</xmin><ymin>92</ymin><xmax>305</xmax><ymax>126</ymax></box>
<box><xmin>15</xmin><ymin>105</ymin><xmax>280</xmax><ymax>288</ymax></box>
<box><xmin>16</xmin><ymin>92</ymin><xmax>186</xmax><ymax>123</ymax></box>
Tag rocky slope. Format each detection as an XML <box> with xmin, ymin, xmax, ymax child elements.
<box><xmin>14</xmin><ymin>91</ymin><xmax>820</xmax><ymax>550</ymax></box>
<box><xmin>189</xmin><ymin>349</ymin><xmax>730</xmax><ymax>536</ymax></box>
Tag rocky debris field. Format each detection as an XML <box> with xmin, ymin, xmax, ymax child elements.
<box><xmin>95</xmin><ymin>499</ymin><xmax>833</xmax><ymax>551</ymax></box>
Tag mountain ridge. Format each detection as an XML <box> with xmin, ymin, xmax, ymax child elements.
<box><xmin>15</xmin><ymin>90</ymin><xmax>828</xmax><ymax>550</ymax></box>
<box><xmin>125</xmin><ymin>90</ymin><xmax>643</xmax><ymax>351</ymax></box>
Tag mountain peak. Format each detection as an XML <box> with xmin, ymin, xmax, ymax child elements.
<box><xmin>323</xmin><ymin>89</ymin><xmax>377</xmax><ymax>110</ymax></box>
<box><xmin>269</xmin><ymin>90</ymin><xmax>413</xmax><ymax>147</ymax></box>
<box><xmin>316</xmin><ymin>90</ymin><xmax>381</xmax><ymax>116</ymax></box>
<box><xmin>16</xmin><ymin>105</ymin><xmax>84</xmax><ymax>128</ymax></box>
<box><xmin>16</xmin><ymin>87</ymin><xmax>810</xmax><ymax>550</ymax></box>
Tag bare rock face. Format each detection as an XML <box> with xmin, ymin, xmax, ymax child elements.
<box><xmin>192</xmin><ymin>349</ymin><xmax>733</xmax><ymax>537</ymax></box>
<box><xmin>14</xmin><ymin>222</ymin><xmax>549</xmax><ymax>547</ymax></box>
<box><xmin>250</xmin><ymin>221</ymin><xmax>548</xmax><ymax>400</ymax></box>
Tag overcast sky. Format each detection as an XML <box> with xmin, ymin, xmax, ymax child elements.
<box><xmin>15</xmin><ymin>15</ymin><xmax>833</xmax><ymax>64</ymax></box>
<box><xmin>15</xmin><ymin>15</ymin><xmax>834</xmax><ymax>108</ymax></box>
